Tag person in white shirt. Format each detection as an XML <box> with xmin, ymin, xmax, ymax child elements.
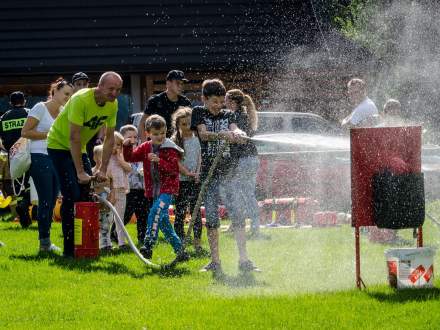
<box><xmin>341</xmin><ymin>78</ymin><xmax>379</xmax><ymax>128</ymax></box>
<box><xmin>21</xmin><ymin>78</ymin><xmax>73</xmax><ymax>252</ymax></box>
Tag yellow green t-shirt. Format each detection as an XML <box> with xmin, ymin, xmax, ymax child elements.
<box><xmin>47</xmin><ymin>88</ymin><xmax>117</xmax><ymax>152</ymax></box>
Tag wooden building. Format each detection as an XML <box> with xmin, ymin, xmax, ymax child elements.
<box><xmin>0</xmin><ymin>1</ymin><xmax>375</xmax><ymax>124</ymax></box>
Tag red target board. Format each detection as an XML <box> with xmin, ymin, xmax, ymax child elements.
<box><xmin>350</xmin><ymin>126</ymin><xmax>422</xmax><ymax>227</ymax></box>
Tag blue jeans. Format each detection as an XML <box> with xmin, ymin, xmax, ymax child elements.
<box><xmin>29</xmin><ymin>153</ymin><xmax>59</xmax><ymax>241</ymax></box>
<box><xmin>204</xmin><ymin>176</ymin><xmax>227</xmax><ymax>229</ymax></box>
<box><xmin>48</xmin><ymin>149</ymin><xmax>92</xmax><ymax>257</ymax></box>
<box><xmin>224</xmin><ymin>156</ymin><xmax>260</xmax><ymax>230</ymax></box>
<box><xmin>144</xmin><ymin>193</ymin><xmax>182</xmax><ymax>254</ymax></box>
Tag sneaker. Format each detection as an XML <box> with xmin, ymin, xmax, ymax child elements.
<box><xmin>100</xmin><ymin>246</ymin><xmax>113</xmax><ymax>252</ymax></box>
<box><xmin>175</xmin><ymin>250</ymin><xmax>190</xmax><ymax>263</ymax></box>
<box><xmin>238</xmin><ymin>260</ymin><xmax>261</xmax><ymax>272</ymax></box>
<box><xmin>0</xmin><ymin>241</ymin><xmax>4</xmax><ymax>247</ymax></box>
<box><xmin>139</xmin><ymin>246</ymin><xmax>152</xmax><ymax>259</ymax></box>
<box><xmin>39</xmin><ymin>244</ymin><xmax>61</xmax><ymax>253</ymax></box>
<box><xmin>119</xmin><ymin>244</ymin><xmax>131</xmax><ymax>252</ymax></box>
<box><xmin>200</xmin><ymin>261</ymin><xmax>222</xmax><ymax>273</ymax></box>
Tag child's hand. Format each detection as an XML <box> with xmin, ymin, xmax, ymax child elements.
<box><xmin>116</xmin><ymin>152</ymin><xmax>125</xmax><ymax>162</ymax></box>
<box><xmin>148</xmin><ymin>153</ymin><xmax>159</xmax><ymax>162</ymax></box>
<box><xmin>108</xmin><ymin>191</ymin><xmax>116</xmax><ymax>205</ymax></box>
<box><xmin>219</xmin><ymin>131</ymin><xmax>235</xmax><ymax>142</ymax></box>
<box><xmin>123</xmin><ymin>137</ymin><xmax>135</xmax><ymax>146</ymax></box>
<box><xmin>232</xmin><ymin>130</ymin><xmax>248</xmax><ymax>144</ymax></box>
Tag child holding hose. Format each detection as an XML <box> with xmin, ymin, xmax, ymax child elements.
<box><xmin>191</xmin><ymin>79</ymin><xmax>260</xmax><ymax>276</ymax></box>
<box><xmin>123</xmin><ymin>114</ymin><xmax>189</xmax><ymax>262</ymax></box>
<box><xmin>171</xmin><ymin>106</ymin><xmax>206</xmax><ymax>254</ymax></box>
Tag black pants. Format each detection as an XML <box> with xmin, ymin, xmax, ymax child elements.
<box><xmin>13</xmin><ymin>171</ymin><xmax>32</xmax><ymax>228</ymax></box>
<box><xmin>174</xmin><ymin>180</ymin><xmax>202</xmax><ymax>240</ymax></box>
<box><xmin>48</xmin><ymin>149</ymin><xmax>92</xmax><ymax>257</ymax></box>
<box><xmin>122</xmin><ymin>189</ymin><xmax>151</xmax><ymax>243</ymax></box>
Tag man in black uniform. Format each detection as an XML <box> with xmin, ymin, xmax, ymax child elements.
<box><xmin>0</xmin><ymin>91</ymin><xmax>32</xmax><ymax>228</ymax></box>
<box><xmin>138</xmin><ymin>70</ymin><xmax>192</xmax><ymax>141</ymax></box>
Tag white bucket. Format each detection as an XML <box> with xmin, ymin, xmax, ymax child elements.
<box><xmin>385</xmin><ymin>247</ymin><xmax>435</xmax><ymax>289</ymax></box>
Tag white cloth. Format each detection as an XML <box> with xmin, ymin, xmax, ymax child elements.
<box><xmin>28</xmin><ymin>102</ymin><xmax>55</xmax><ymax>154</ymax></box>
<box><xmin>347</xmin><ymin>97</ymin><xmax>378</xmax><ymax>126</ymax></box>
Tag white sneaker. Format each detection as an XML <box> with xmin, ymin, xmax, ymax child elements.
<box><xmin>39</xmin><ymin>244</ymin><xmax>61</xmax><ymax>253</ymax></box>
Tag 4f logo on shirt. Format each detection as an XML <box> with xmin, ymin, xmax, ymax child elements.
<box><xmin>84</xmin><ymin>116</ymin><xmax>108</xmax><ymax>130</ymax></box>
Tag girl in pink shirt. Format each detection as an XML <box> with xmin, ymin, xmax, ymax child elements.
<box><xmin>107</xmin><ymin>131</ymin><xmax>132</xmax><ymax>249</ymax></box>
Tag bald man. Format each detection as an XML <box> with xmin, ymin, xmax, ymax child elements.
<box><xmin>341</xmin><ymin>78</ymin><xmax>378</xmax><ymax>128</ymax></box>
<box><xmin>47</xmin><ymin>71</ymin><xmax>123</xmax><ymax>257</ymax></box>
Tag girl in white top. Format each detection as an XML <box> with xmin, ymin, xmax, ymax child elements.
<box><xmin>21</xmin><ymin>78</ymin><xmax>73</xmax><ymax>252</ymax></box>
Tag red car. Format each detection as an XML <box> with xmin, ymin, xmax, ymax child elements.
<box><xmin>254</xmin><ymin>112</ymin><xmax>350</xmax><ymax>212</ymax></box>
<box><xmin>254</xmin><ymin>112</ymin><xmax>440</xmax><ymax>212</ymax></box>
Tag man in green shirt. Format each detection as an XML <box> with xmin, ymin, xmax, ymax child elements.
<box><xmin>47</xmin><ymin>71</ymin><xmax>123</xmax><ymax>257</ymax></box>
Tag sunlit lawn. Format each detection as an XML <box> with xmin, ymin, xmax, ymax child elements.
<box><xmin>1</xmin><ymin>203</ymin><xmax>440</xmax><ymax>329</ymax></box>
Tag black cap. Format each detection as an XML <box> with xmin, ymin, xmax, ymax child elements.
<box><xmin>166</xmin><ymin>70</ymin><xmax>188</xmax><ymax>82</ymax></box>
<box><xmin>72</xmin><ymin>72</ymin><xmax>89</xmax><ymax>83</ymax></box>
<box><xmin>9</xmin><ymin>91</ymin><xmax>25</xmax><ymax>106</ymax></box>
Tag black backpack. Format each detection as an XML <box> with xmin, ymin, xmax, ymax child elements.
<box><xmin>373</xmin><ymin>170</ymin><xmax>425</xmax><ymax>229</ymax></box>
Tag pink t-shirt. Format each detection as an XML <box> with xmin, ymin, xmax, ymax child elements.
<box><xmin>107</xmin><ymin>154</ymin><xmax>129</xmax><ymax>191</ymax></box>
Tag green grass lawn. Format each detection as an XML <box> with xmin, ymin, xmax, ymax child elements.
<box><xmin>1</xmin><ymin>204</ymin><xmax>440</xmax><ymax>329</ymax></box>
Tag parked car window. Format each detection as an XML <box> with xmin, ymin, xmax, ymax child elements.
<box><xmin>290</xmin><ymin>117</ymin><xmax>329</xmax><ymax>133</ymax></box>
<box><xmin>257</xmin><ymin>116</ymin><xmax>284</xmax><ymax>134</ymax></box>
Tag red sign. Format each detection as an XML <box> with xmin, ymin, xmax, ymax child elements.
<box><xmin>350</xmin><ymin>126</ymin><xmax>421</xmax><ymax>227</ymax></box>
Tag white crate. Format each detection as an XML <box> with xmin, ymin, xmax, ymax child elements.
<box><xmin>385</xmin><ymin>248</ymin><xmax>435</xmax><ymax>289</ymax></box>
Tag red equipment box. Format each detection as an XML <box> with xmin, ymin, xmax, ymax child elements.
<box><xmin>74</xmin><ymin>202</ymin><xmax>100</xmax><ymax>259</ymax></box>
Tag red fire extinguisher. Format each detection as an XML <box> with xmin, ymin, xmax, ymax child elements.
<box><xmin>74</xmin><ymin>201</ymin><xmax>100</xmax><ymax>258</ymax></box>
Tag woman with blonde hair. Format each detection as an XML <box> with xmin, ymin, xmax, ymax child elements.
<box><xmin>21</xmin><ymin>78</ymin><xmax>73</xmax><ymax>252</ymax></box>
<box><xmin>224</xmin><ymin>89</ymin><xmax>264</xmax><ymax>239</ymax></box>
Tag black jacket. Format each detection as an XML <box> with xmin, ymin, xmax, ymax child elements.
<box><xmin>0</xmin><ymin>106</ymin><xmax>29</xmax><ymax>152</ymax></box>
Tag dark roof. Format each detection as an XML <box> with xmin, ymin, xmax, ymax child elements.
<box><xmin>0</xmin><ymin>0</ymin><xmax>318</xmax><ymax>76</ymax></box>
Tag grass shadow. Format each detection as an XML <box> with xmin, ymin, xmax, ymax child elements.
<box><xmin>214</xmin><ymin>271</ymin><xmax>268</xmax><ymax>289</ymax></box>
<box><xmin>1</xmin><ymin>226</ymin><xmax>38</xmax><ymax>232</ymax></box>
<box><xmin>152</xmin><ymin>265</ymin><xmax>191</xmax><ymax>278</ymax></box>
<box><xmin>9</xmin><ymin>252</ymin><xmax>156</xmax><ymax>278</ymax></box>
<box><xmin>9</xmin><ymin>252</ymin><xmax>193</xmax><ymax>280</ymax></box>
<box><xmin>366</xmin><ymin>287</ymin><xmax>440</xmax><ymax>303</ymax></box>
<box><xmin>187</xmin><ymin>249</ymin><xmax>210</xmax><ymax>259</ymax></box>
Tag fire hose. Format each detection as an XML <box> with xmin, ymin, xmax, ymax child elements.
<box><xmin>93</xmin><ymin>142</ymin><xmax>228</xmax><ymax>269</ymax></box>
<box><xmin>94</xmin><ymin>193</ymin><xmax>160</xmax><ymax>270</ymax></box>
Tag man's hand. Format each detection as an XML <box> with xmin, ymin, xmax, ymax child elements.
<box><xmin>77</xmin><ymin>171</ymin><xmax>92</xmax><ymax>184</ymax></box>
<box><xmin>94</xmin><ymin>170</ymin><xmax>108</xmax><ymax>183</ymax></box>
<box><xmin>148</xmin><ymin>153</ymin><xmax>159</xmax><ymax>162</ymax></box>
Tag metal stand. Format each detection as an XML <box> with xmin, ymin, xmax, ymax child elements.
<box><xmin>355</xmin><ymin>226</ymin><xmax>366</xmax><ymax>289</ymax></box>
<box><xmin>355</xmin><ymin>225</ymin><xmax>424</xmax><ymax>289</ymax></box>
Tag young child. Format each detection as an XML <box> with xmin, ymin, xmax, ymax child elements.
<box><xmin>171</xmin><ymin>107</ymin><xmax>205</xmax><ymax>254</ymax></box>
<box><xmin>123</xmin><ymin>114</ymin><xmax>189</xmax><ymax>262</ymax></box>
<box><xmin>119</xmin><ymin>124</ymin><xmax>151</xmax><ymax>245</ymax></box>
<box><xmin>107</xmin><ymin>131</ymin><xmax>132</xmax><ymax>250</ymax></box>
<box><xmin>191</xmin><ymin>79</ymin><xmax>259</xmax><ymax>275</ymax></box>
<box><xmin>92</xmin><ymin>145</ymin><xmax>113</xmax><ymax>250</ymax></box>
